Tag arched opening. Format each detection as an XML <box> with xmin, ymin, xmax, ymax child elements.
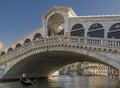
<box><xmin>33</xmin><ymin>33</ymin><xmax>42</xmax><ymax>40</ymax></box>
<box><xmin>108</xmin><ymin>23</ymin><xmax>120</xmax><ymax>39</ymax></box>
<box><xmin>15</xmin><ymin>43</ymin><xmax>22</xmax><ymax>49</ymax></box>
<box><xmin>7</xmin><ymin>47</ymin><xmax>13</xmax><ymax>53</ymax></box>
<box><xmin>24</xmin><ymin>38</ymin><xmax>31</xmax><ymax>45</ymax></box>
<box><xmin>3</xmin><ymin>50</ymin><xmax>119</xmax><ymax>80</ymax></box>
<box><xmin>87</xmin><ymin>23</ymin><xmax>104</xmax><ymax>38</ymax></box>
<box><xmin>71</xmin><ymin>23</ymin><xmax>84</xmax><ymax>37</ymax></box>
<box><xmin>1</xmin><ymin>51</ymin><xmax>5</xmax><ymax>56</ymax></box>
<box><xmin>47</xmin><ymin>13</ymin><xmax>64</xmax><ymax>36</ymax></box>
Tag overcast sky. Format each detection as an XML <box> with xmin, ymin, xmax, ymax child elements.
<box><xmin>0</xmin><ymin>0</ymin><xmax>120</xmax><ymax>46</ymax></box>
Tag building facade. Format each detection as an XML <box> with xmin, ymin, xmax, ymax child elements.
<box><xmin>59</xmin><ymin>62</ymin><xmax>82</xmax><ymax>76</ymax></box>
<box><xmin>82</xmin><ymin>62</ymin><xmax>119</xmax><ymax>77</ymax></box>
<box><xmin>59</xmin><ymin>62</ymin><xmax>119</xmax><ymax>78</ymax></box>
<box><xmin>82</xmin><ymin>62</ymin><xmax>108</xmax><ymax>76</ymax></box>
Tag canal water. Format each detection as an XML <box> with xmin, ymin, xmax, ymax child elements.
<box><xmin>0</xmin><ymin>76</ymin><xmax>119</xmax><ymax>88</ymax></box>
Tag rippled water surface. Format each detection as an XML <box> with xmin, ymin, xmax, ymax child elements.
<box><xmin>0</xmin><ymin>76</ymin><xmax>119</xmax><ymax>88</ymax></box>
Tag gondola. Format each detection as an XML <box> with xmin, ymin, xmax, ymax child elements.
<box><xmin>20</xmin><ymin>78</ymin><xmax>33</xmax><ymax>85</ymax></box>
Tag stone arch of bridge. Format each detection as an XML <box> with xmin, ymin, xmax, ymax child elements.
<box><xmin>2</xmin><ymin>47</ymin><xmax>120</xmax><ymax>80</ymax></box>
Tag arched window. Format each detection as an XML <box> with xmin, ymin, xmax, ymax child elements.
<box><xmin>1</xmin><ymin>51</ymin><xmax>5</xmax><ymax>56</ymax></box>
<box><xmin>24</xmin><ymin>38</ymin><xmax>31</xmax><ymax>45</ymax></box>
<box><xmin>15</xmin><ymin>43</ymin><xmax>22</xmax><ymax>49</ymax></box>
<box><xmin>7</xmin><ymin>47</ymin><xmax>13</xmax><ymax>53</ymax></box>
<box><xmin>48</xmin><ymin>29</ymin><xmax>51</xmax><ymax>36</ymax></box>
<box><xmin>108</xmin><ymin>23</ymin><xmax>120</xmax><ymax>38</ymax></box>
<box><xmin>87</xmin><ymin>23</ymin><xmax>104</xmax><ymax>38</ymax></box>
<box><xmin>33</xmin><ymin>33</ymin><xmax>42</xmax><ymax>40</ymax></box>
<box><xmin>71</xmin><ymin>23</ymin><xmax>84</xmax><ymax>37</ymax></box>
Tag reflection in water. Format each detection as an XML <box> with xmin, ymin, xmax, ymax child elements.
<box><xmin>0</xmin><ymin>76</ymin><xmax>119</xmax><ymax>88</ymax></box>
<box><xmin>58</xmin><ymin>76</ymin><xmax>119</xmax><ymax>88</ymax></box>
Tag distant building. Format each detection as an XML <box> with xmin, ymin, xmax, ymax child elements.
<box><xmin>82</xmin><ymin>62</ymin><xmax>119</xmax><ymax>78</ymax></box>
<box><xmin>59</xmin><ymin>62</ymin><xmax>82</xmax><ymax>76</ymax></box>
<box><xmin>82</xmin><ymin>62</ymin><xmax>108</xmax><ymax>76</ymax></box>
<box><xmin>108</xmin><ymin>67</ymin><xmax>119</xmax><ymax>78</ymax></box>
<box><xmin>59</xmin><ymin>62</ymin><xmax>119</xmax><ymax>78</ymax></box>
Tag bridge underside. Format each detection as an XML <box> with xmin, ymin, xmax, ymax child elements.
<box><xmin>2</xmin><ymin>50</ymin><xmax>112</xmax><ymax>80</ymax></box>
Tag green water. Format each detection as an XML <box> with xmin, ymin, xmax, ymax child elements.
<box><xmin>0</xmin><ymin>76</ymin><xmax>119</xmax><ymax>88</ymax></box>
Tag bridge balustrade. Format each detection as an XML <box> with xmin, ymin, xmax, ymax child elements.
<box><xmin>0</xmin><ymin>36</ymin><xmax>120</xmax><ymax>65</ymax></box>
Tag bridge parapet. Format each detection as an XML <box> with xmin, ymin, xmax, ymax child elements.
<box><xmin>0</xmin><ymin>36</ymin><xmax>120</xmax><ymax>66</ymax></box>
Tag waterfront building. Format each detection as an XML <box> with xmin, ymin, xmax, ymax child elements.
<box><xmin>82</xmin><ymin>62</ymin><xmax>119</xmax><ymax>78</ymax></box>
<box><xmin>59</xmin><ymin>62</ymin><xmax>119</xmax><ymax>78</ymax></box>
<box><xmin>82</xmin><ymin>62</ymin><xmax>108</xmax><ymax>76</ymax></box>
<box><xmin>82</xmin><ymin>62</ymin><xmax>106</xmax><ymax>76</ymax></box>
<box><xmin>59</xmin><ymin>62</ymin><xmax>82</xmax><ymax>76</ymax></box>
<box><xmin>108</xmin><ymin>67</ymin><xmax>119</xmax><ymax>78</ymax></box>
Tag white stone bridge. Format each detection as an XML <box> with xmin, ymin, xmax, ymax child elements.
<box><xmin>0</xmin><ymin>36</ymin><xmax>120</xmax><ymax>80</ymax></box>
<box><xmin>0</xmin><ymin>6</ymin><xmax>120</xmax><ymax>80</ymax></box>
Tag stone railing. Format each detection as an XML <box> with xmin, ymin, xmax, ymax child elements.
<box><xmin>69</xmin><ymin>36</ymin><xmax>120</xmax><ymax>48</ymax></box>
<box><xmin>0</xmin><ymin>36</ymin><xmax>120</xmax><ymax>65</ymax></box>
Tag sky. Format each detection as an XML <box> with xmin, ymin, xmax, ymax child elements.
<box><xmin>0</xmin><ymin>0</ymin><xmax>120</xmax><ymax>46</ymax></box>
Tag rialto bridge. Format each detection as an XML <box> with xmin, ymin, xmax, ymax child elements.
<box><xmin>0</xmin><ymin>6</ymin><xmax>120</xmax><ymax>80</ymax></box>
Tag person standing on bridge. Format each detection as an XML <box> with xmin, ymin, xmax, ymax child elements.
<box><xmin>44</xmin><ymin>35</ymin><xmax>48</xmax><ymax>44</ymax></box>
<box><xmin>65</xmin><ymin>32</ymin><xmax>70</xmax><ymax>42</ymax></box>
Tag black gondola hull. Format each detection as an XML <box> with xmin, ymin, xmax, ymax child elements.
<box><xmin>20</xmin><ymin>78</ymin><xmax>32</xmax><ymax>85</ymax></box>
